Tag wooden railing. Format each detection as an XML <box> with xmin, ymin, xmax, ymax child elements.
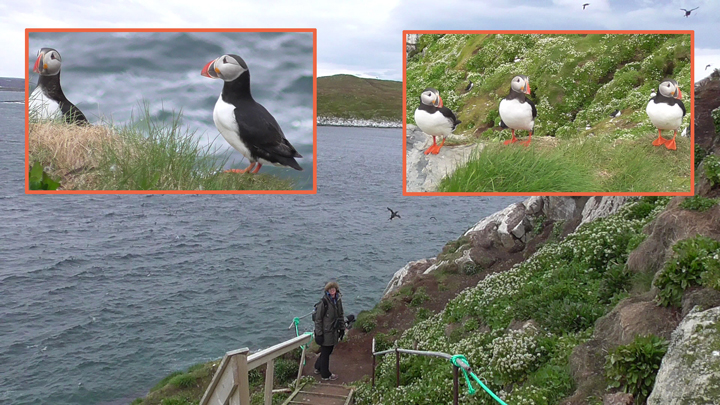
<box><xmin>199</xmin><ymin>333</ymin><xmax>312</xmax><ymax>405</ymax></box>
<box><xmin>371</xmin><ymin>338</ymin><xmax>472</xmax><ymax>405</ymax></box>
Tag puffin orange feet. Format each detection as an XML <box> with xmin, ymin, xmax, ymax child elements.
<box><xmin>665</xmin><ymin>132</ymin><xmax>677</xmax><ymax>151</ymax></box>
<box><xmin>520</xmin><ymin>132</ymin><xmax>533</xmax><ymax>147</ymax></box>
<box><xmin>652</xmin><ymin>131</ymin><xmax>666</xmax><ymax>146</ymax></box>
<box><xmin>224</xmin><ymin>162</ymin><xmax>257</xmax><ymax>174</ymax></box>
<box><xmin>431</xmin><ymin>138</ymin><xmax>446</xmax><ymax>155</ymax></box>
<box><xmin>424</xmin><ymin>136</ymin><xmax>438</xmax><ymax>155</ymax></box>
<box><xmin>504</xmin><ymin>130</ymin><xmax>518</xmax><ymax>145</ymax></box>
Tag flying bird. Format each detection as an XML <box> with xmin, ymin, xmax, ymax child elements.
<box><xmin>201</xmin><ymin>54</ymin><xmax>302</xmax><ymax>174</ymax></box>
<box><xmin>681</xmin><ymin>7</ymin><xmax>698</xmax><ymax>17</ymax></box>
<box><xmin>706</xmin><ymin>64</ymin><xmax>712</xmax><ymax>70</ymax></box>
<box><xmin>387</xmin><ymin>208</ymin><xmax>401</xmax><ymax>220</ymax></box>
<box><xmin>30</xmin><ymin>48</ymin><xmax>88</xmax><ymax>125</ymax></box>
<box><xmin>414</xmin><ymin>87</ymin><xmax>461</xmax><ymax>155</ymax></box>
<box><xmin>499</xmin><ymin>75</ymin><xmax>536</xmax><ymax>146</ymax></box>
<box><xmin>583</xmin><ymin>3</ymin><xmax>589</xmax><ymax>9</ymax></box>
<box><xmin>647</xmin><ymin>79</ymin><xmax>685</xmax><ymax>151</ymax></box>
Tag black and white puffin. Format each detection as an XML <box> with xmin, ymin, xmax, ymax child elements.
<box><xmin>499</xmin><ymin>75</ymin><xmax>536</xmax><ymax>146</ymax></box>
<box><xmin>413</xmin><ymin>87</ymin><xmax>461</xmax><ymax>155</ymax></box>
<box><xmin>30</xmin><ymin>48</ymin><xmax>88</xmax><ymax>125</ymax></box>
<box><xmin>201</xmin><ymin>54</ymin><xmax>302</xmax><ymax>173</ymax></box>
<box><xmin>646</xmin><ymin>79</ymin><xmax>685</xmax><ymax>151</ymax></box>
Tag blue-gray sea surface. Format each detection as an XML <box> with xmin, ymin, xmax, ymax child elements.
<box><xmin>0</xmin><ymin>96</ymin><xmax>521</xmax><ymax>404</ymax></box>
<box><xmin>28</xmin><ymin>32</ymin><xmax>314</xmax><ymax>186</ymax></box>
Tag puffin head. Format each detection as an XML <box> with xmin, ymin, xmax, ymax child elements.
<box><xmin>33</xmin><ymin>48</ymin><xmax>62</xmax><ymax>76</ymax></box>
<box><xmin>658</xmin><ymin>79</ymin><xmax>682</xmax><ymax>100</ymax></box>
<box><xmin>511</xmin><ymin>75</ymin><xmax>531</xmax><ymax>95</ymax></box>
<box><xmin>420</xmin><ymin>87</ymin><xmax>442</xmax><ymax>108</ymax></box>
<box><xmin>201</xmin><ymin>54</ymin><xmax>248</xmax><ymax>82</ymax></box>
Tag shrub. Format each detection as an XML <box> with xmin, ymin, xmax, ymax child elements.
<box><xmin>695</xmin><ymin>145</ymin><xmax>707</xmax><ymax>168</ymax></box>
<box><xmin>605</xmin><ymin>334</ymin><xmax>668</xmax><ymax>404</ymax></box>
<box><xmin>356</xmin><ymin>310</ymin><xmax>378</xmax><ymax>333</ymax></box>
<box><xmin>679</xmin><ymin>196</ymin><xmax>718</xmax><ymax>212</ymax></box>
<box><xmin>168</xmin><ymin>373</ymin><xmax>196</xmax><ymax>389</ymax></box>
<box><xmin>415</xmin><ymin>307</ymin><xmax>432</xmax><ymax>322</ymax></box>
<box><xmin>161</xmin><ymin>397</ymin><xmax>192</xmax><ymax>405</ymax></box>
<box><xmin>29</xmin><ymin>162</ymin><xmax>60</xmax><ymax>190</ymax></box>
<box><xmin>409</xmin><ymin>287</ymin><xmax>430</xmax><ymax>307</ymax></box>
<box><xmin>655</xmin><ymin>235</ymin><xmax>720</xmax><ymax>306</ymax></box>
<box><xmin>704</xmin><ymin>154</ymin><xmax>720</xmax><ymax>186</ymax></box>
<box><xmin>274</xmin><ymin>358</ymin><xmax>299</xmax><ymax>386</ymax></box>
<box><xmin>379</xmin><ymin>300</ymin><xmax>394</xmax><ymax>312</ymax></box>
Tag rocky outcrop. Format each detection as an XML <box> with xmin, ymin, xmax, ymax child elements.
<box><xmin>405</xmin><ymin>124</ymin><xmax>479</xmax><ymax>192</ymax></box>
<box><xmin>647</xmin><ymin>306</ymin><xmax>720</xmax><ymax>404</ymax></box>
<box><xmin>406</xmin><ymin>34</ymin><xmax>420</xmax><ymax>54</ymax></box>
<box><xmin>384</xmin><ymin>196</ymin><xmax>631</xmax><ymax>297</ymax></box>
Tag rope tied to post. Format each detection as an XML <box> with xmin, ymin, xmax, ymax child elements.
<box><xmin>450</xmin><ymin>354</ymin><xmax>508</xmax><ymax>405</ymax></box>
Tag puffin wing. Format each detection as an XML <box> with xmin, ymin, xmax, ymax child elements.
<box><xmin>59</xmin><ymin>101</ymin><xmax>89</xmax><ymax>125</ymax></box>
<box><xmin>527</xmin><ymin>98</ymin><xmax>537</xmax><ymax>119</ymax></box>
<box><xmin>677</xmin><ymin>99</ymin><xmax>686</xmax><ymax>117</ymax></box>
<box><xmin>234</xmin><ymin>104</ymin><xmax>303</xmax><ymax>166</ymax></box>
<box><xmin>439</xmin><ymin>106</ymin><xmax>461</xmax><ymax>130</ymax></box>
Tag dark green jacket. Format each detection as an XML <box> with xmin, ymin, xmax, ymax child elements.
<box><xmin>314</xmin><ymin>294</ymin><xmax>344</xmax><ymax>346</ymax></box>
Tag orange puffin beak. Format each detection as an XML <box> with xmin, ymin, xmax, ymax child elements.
<box><xmin>437</xmin><ymin>95</ymin><xmax>443</xmax><ymax>108</ymax></box>
<box><xmin>33</xmin><ymin>52</ymin><xmax>43</xmax><ymax>74</ymax></box>
<box><xmin>525</xmin><ymin>82</ymin><xmax>531</xmax><ymax>95</ymax></box>
<box><xmin>201</xmin><ymin>59</ymin><xmax>217</xmax><ymax>78</ymax></box>
<box><xmin>676</xmin><ymin>88</ymin><xmax>682</xmax><ymax>99</ymax></box>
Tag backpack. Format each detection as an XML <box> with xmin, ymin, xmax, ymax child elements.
<box><xmin>311</xmin><ymin>297</ymin><xmax>328</xmax><ymax>323</ymax></box>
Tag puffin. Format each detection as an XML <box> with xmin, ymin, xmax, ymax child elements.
<box><xmin>387</xmin><ymin>207</ymin><xmax>400</xmax><ymax>221</ymax></box>
<box><xmin>30</xmin><ymin>48</ymin><xmax>88</xmax><ymax>125</ymax></box>
<box><xmin>646</xmin><ymin>79</ymin><xmax>685</xmax><ymax>151</ymax></box>
<box><xmin>414</xmin><ymin>87</ymin><xmax>461</xmax><ymax>155</ymax></box>
<box><xmin>201</xmin><ymin>54</ymin><xmax>302</xmax><ymax>173</ymax></box>
<box><xmin>499</xmin><ymin>75</ymin><xmax>536</xmax><ymax>146</ymax></box>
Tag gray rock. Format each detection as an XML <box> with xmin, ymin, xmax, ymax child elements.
<box><xmin>498</xmin><ymin>203</ymin><xmax>527</xmax><ymax>249</ymax></box>
<box><xmin>603</xmin><ymin>392</ymin><xmax>633</xmax><ymax>405</ymax></box>
<box><xmin>543</xmin><ymin>196</ymin><xmax>580</xmax><ymax>222</ymax></box>
<box><xmin>580</xmin><ymin>197</ymin><xmax>630</xmax><ymax>227</ymax></box>
<box><xmin>647</xmin><ymin>306</ymin><xmax>720</xmax><ymax>404</ymax></box>
<box><xmin>405</xmin><ymin>124</ymin><xmax>479</xmax><ymax>192</ymax></box>
<box><xmin>383</xmin><ymin>258</ymin><xmax>433</xmax><ymax>297</ymax></box>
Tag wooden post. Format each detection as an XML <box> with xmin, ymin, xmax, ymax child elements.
<box><xmin>395</xmin><ymin>348</ymin><xmax>400</xmax><ymax>388</ymax></box>
<box><xmin>453</xmin><ymin>365</ymin><xmax>459</xmax><ymax>405</ymax></box>
<box><xmin>296</xmin><ymin>347</ymin><xmax>306</xmax><ymax>390</ymax></box>
<box><xmin>232</xmin><ymin>351</ymin><xmax>250</xmax><ymax>405</ymax></box>
<box><xmin>371</xmin><ymin>354</ymin><xmax>376</xmax><ymax>387</ymax></box>
<box><xmin>264</xmin><ymin>359</ymin><xmax>274</xmax><ymax>405</ymax></box>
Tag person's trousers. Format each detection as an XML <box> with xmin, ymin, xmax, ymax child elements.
<box><xmin>314</xmin><ymin>344</ymin><xmax>335</xmax><ymax>378</ymax></box>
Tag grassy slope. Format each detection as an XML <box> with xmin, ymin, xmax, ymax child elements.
<box><xmin>407</xmin><ymin>34</ymin><xmax>692</xmax><ymax>192</ymax></box>
<box><xmin>318</xmin><ymin>74</ymin><xmax>402</xmax><ymax>121</ymax></box>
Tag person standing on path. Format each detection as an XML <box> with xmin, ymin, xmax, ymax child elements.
<box><xmin>313</xmin><ymin>281</ymin><xmax>345</xmax><ymax>380</ymax></box>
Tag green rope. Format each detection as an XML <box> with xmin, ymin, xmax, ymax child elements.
<box><xmin>451</xmin><ymin>355</ymin><xmax>508</xmax><ymax>405</ymax></box>
<box><xmin>292</xmin><ymin>317</ymin><xmax>314</xmax><ymax>366</ymax></box>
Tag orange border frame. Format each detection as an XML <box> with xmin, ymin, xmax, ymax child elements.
<box><xmin>402</xmin><ymin>30</ymin><xmax>695</xmax><ymax>197</ymax></box>
<box><xmin>25</xmin><ymin>28</ymin><xmax>317</xmax><ymax>195</ymax></box>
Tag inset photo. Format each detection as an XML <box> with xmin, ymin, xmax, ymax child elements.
<box><xmin>404</xmin><ymin>31</ymin><xmax>694</xmax><ymax>195</ymax></box>
<box><xmin>26</xmin><ymin>29</ymin><xmax>316</xmax><ymax>193</ymax></box>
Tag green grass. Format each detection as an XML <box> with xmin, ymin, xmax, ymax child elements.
<box><xmin>29</xmin><ymin>105</ymin><xmax>295</xmax><ymax>191</ymax></box>
<box><xmin>318</xmin><ymin>74</ymin><xmax>402</xmax><ymax>121</ymax></box>
<box><xmin>438</xmin><ymin>135</ymin><xmax>690</xmax><ymax>193</ymax></box>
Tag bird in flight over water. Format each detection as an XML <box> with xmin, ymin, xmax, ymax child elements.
<box><xmin>387</xmin><ymin>208</ymin><xmax>401</xmax><ymax>221</ymax></box>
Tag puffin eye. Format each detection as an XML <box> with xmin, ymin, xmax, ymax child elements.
<box><xmin>223</xmin><ymin>57</ymin><xmax>228</xmax><ymax>64</ymax></box>
<box><xmin>50</xmin><ymin>53</ymin><xmax>55</xmax><ymax>60</ymax></box>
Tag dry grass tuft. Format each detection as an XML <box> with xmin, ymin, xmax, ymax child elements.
<box><xmin>29</xmin><ymin>122</ymin><xmax>121</xmax><ymax>189</ymax></box>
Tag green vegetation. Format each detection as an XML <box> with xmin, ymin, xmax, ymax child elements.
<box><xmin>408</xmin><ymin>34</ymin><xmax>691</xmax><ymax>193</ymax></box>
<box><xmin>704</xmin><ymin>154</ymin><xmax>720</xmax><ymax>187</ymax></box>
<box><xmin>28</xmin><ymin>162</ymin><xmax>60</xmax><ymax>190</ymax></box>
<box><xmin>355</xmin><ymin>197</ymin><xmax>670</xmax><ymax>404</ymax></box>
<box><xmin>318</xmin><ymin>74</ymin><xmax>402</xmax><ymax>121</ymax></box>
<box><xmin>28</xmin><ymin>107</ymin><xmax>294</xmax><ymax>191</ymax></box>
<box><xmin>356</xmin><ymin>308</ymin><xmax>382</xmax><ymax>333</ymax></box>
<box><xmin>679</xmin><ymin>196</ymin><xmax>718</xmax><ymax>212</ymax></box>
<box><xmin>438</xmin><ymin>135</ymin><xmax>690</xmax><ymax>193</ymax></box>
<box><xmin>605</xmin><ymin>334</ymin><xmax>668</xmax><ymax>404</ymax></box>
<box><xmin>713</xmin><ymin>106</ymin><xmax>720</xmax><ymax>134</ymax></box>
<box><xmin>655</xmin><ymin>235</ymin><xmax>720</xmax><ymax>307</ymax></box>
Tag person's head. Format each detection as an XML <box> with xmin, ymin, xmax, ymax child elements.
<box><xmin>324</xmin><ymin>281</ymin><xmax>340</xmax><ymax>298</ymax></box>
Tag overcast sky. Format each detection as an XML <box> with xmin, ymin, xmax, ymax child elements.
<box><xmin>2</xmin><ymin>0</ymin><xmax>719</xmax><ymax>81</ymax></box>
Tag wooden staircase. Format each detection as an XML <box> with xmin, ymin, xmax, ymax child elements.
<box><xmin>282</xmin><ymin>383</ymin><xmax>354</xmax><ymax>405</ymax></box>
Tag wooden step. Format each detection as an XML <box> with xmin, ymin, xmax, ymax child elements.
<box><xmin>283</xmin><ymin>383</ymin><xmax>354</xmax><ymax>405</ymax></box>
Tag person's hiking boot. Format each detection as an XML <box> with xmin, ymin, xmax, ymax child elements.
<box><xmin>322</xmin><ymin>373</ymin><xmax>338</xmax><ymax>381</ymax></box>
<box><xmin>314</xmin><ymin>368</ymin><xmax>320</xmax><ymax>375</ymax></box>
